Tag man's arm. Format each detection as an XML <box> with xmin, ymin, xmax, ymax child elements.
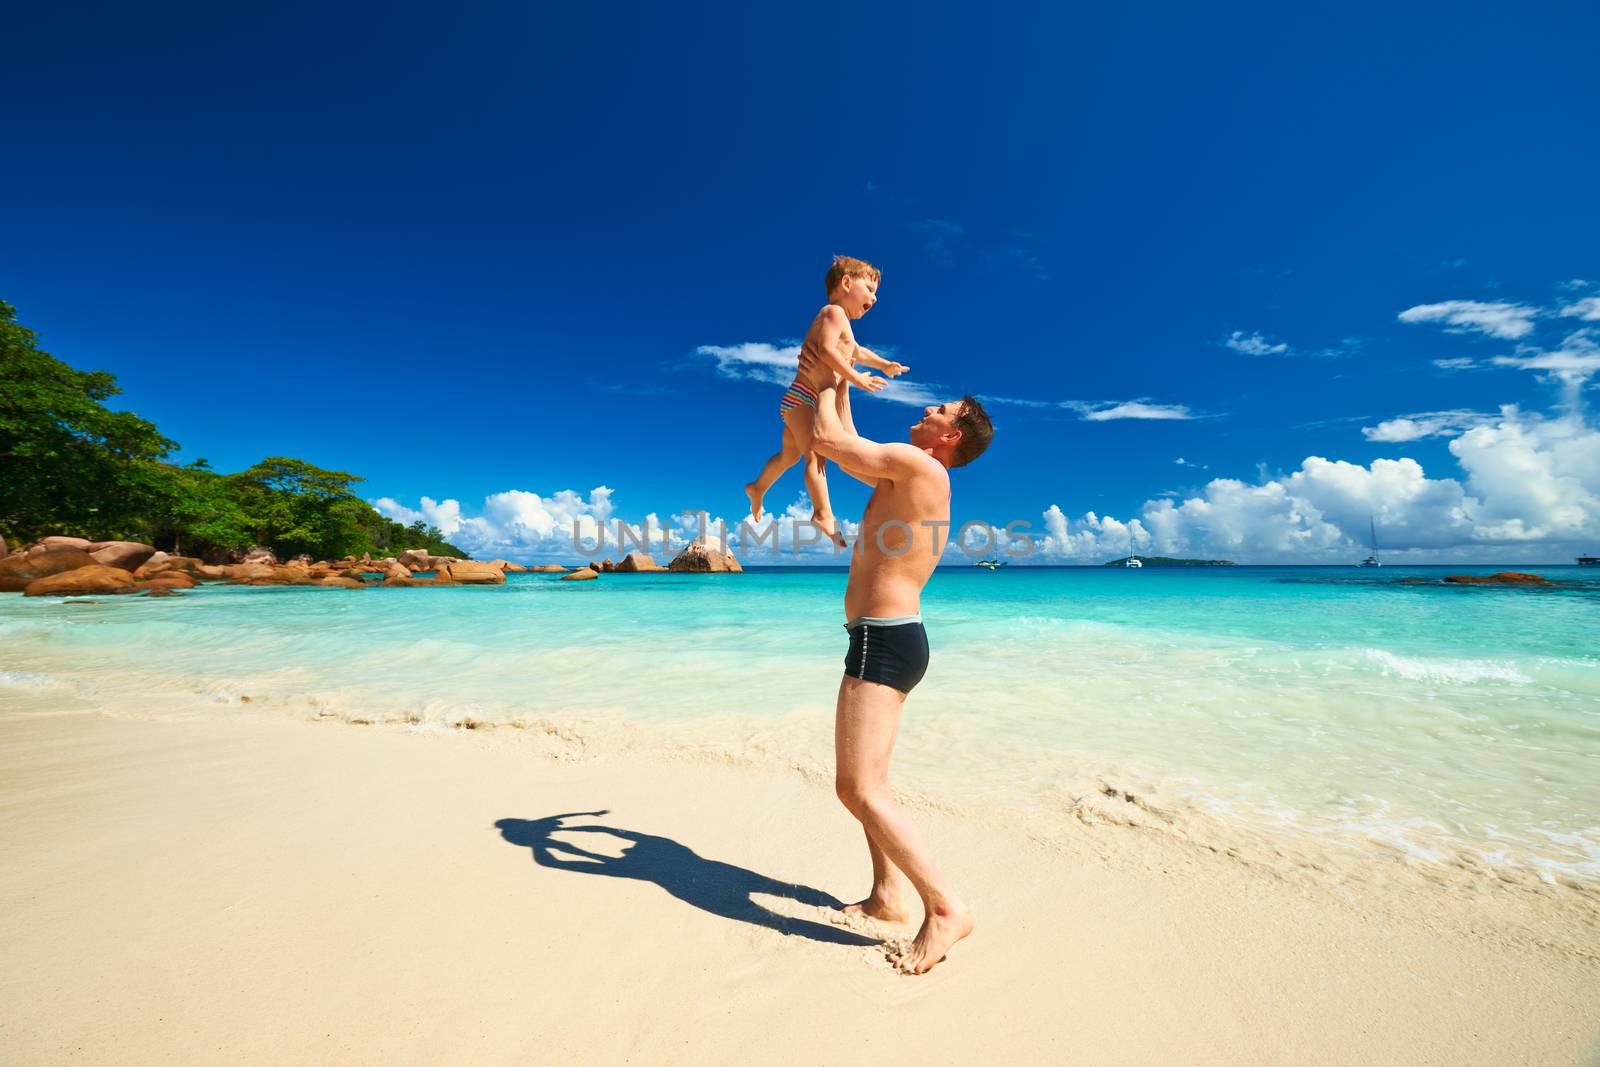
<box><xmin>811</xmin><ymin>381</ymin><xmax>930</xmax><ymax>483</ymax></box>
<box><xmin>819</xmin><ymin>385</ymin><xmax>877</xmax><ymax>487</ymax></box>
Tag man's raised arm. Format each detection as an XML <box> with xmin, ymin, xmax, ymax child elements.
<box><xmin>811</xmin><ymin>384</ymin><xmax>924</xmax><ymax>484</ymax></box>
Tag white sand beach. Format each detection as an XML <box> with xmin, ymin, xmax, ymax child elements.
<box><xmin>2</xmin><ymin>709</ymin><xmax>1596</xmax><ymax>1065</ymax></box>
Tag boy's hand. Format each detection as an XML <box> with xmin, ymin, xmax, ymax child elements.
<box><xmin>881</xmin><ymin>361</ymin><xmax>910</xmax><ymax>378</ymax></box>
<box><xmin>857</xmin><ymin>375</ymin><xmax>887</xmax><ymax>393</ymax></box>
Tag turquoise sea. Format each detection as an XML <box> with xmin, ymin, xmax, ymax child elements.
<box><xmin>2</xmin><ymin>564</ymin><xmax>1597</xmax><ymax>888</ymax></box>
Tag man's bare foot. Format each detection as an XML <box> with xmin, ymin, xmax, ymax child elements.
<box><xmin>745</xmin><ymin>482</ymin><xmax>765</xmax><ymax>522</ymax></box>
<box><xmin>887</xmin><ymin>903</ymin><xmax>975</xmax><ymax>975</ymax></box>
<box><xmin>839</xmin><ymin>893</ymin><xmax>913</xmax><ymax>924</ymax></box>
<box><xmin>812</xmin><ymin>512</ymin><xmax>847</xmax><ymax>548</ymax></box>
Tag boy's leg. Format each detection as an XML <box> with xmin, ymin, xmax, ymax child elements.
<box><xmin>745</xmin><ymin>425</ymin><xmax>803</xmax><ymax>521</ymax></box>
<box><xmin>834</xmin><ymin>676</ymin><xmax>974</xmax><ymax>973</ymax></box>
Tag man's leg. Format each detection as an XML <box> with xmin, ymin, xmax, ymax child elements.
<box><xmin>839</xmin><ymin>825</ymin><xmax>913</xmax><ymax>923</ymax></box>
<box><xmin>834</xmin><ymin>675</ymin><xmax>975</xmax><ymax>973</ymax></box>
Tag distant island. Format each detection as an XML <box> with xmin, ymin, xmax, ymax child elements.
<box><xmin>1103</xmin><ymin>556</ymin><xmax>1236</xmax><ymax>567</ymax></box>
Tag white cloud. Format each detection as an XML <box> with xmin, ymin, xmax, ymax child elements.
<box><xmin>373</xmin><ymin>487</ymin><xmax>619</xmax><ymax>560</ymax></box>
<box><xmin>977</xmin><ymin>394</ymin><xmax>1057</xmax><ymax>409</ymax></box>
<box><xmin>1490</xmin><ymin>330</ymin><xmax>1600</xmax><ymax>399</ymax></box>
<box><xmin>694</xmin><ymin>341</ymin><xmax>800</xmax><ymax>386</ymax></box>
<box><xmin>1067</xmin><ymin>399</ymin><xmax>1197</xmax><ymax>421</ymax></box>
<box><xmin>1361</xmin><ymin>410</ymin><xmax>1495</xmax><ymax>442</ymax></box>
<box><xmin>1032</xmin><ymin>404</ymin><xmax>1600</xmax><ymax>562</ymax></box>
<box><xmin>1431</xmin><ymin>357</ymin><xmax>1480</xmax><ymax>371</ymax></box>
<box><xmin>372</xmin><ymin>487</ymin><xmax>866</xmax><ymax>564</ymax></box>
<box><xmin>877</xmin><ymin>378</ymin><xmax>944</xmax><ymax>407</ymax></box>
<box><xmin>1398</xmin><ymin>300</ymin><xmax>1539</xmax><ymax>340</ymax></box>
<box><xmin>1223</xmin><ymin>330</ymin><xmax>1290</xmax><ymax>356</ymax></box>
<box><xmin>1559</xmin><ymin>295</ymin><xmax>1600</xmax><ymax>322</ymax></box>
<box><xmin>978</xmin><ymin>394</ymin><xmax>1207</xmax><ymax>421</ymax></box>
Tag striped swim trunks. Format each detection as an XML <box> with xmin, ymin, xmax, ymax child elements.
<box><xmin>778</xmin><ymin>380</ymin><xmax>820</xmax><ymax>420</ymax></box>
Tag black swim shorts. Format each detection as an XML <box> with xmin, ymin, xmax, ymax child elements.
<box><xmin>843</xmin><ymin>615</ymin><xmax>930</xmax><ymax>695</ymax></box>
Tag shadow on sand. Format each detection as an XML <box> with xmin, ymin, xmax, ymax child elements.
<box><xmin>495</xmin><ymin>811</ymin><xmax>878</xmax><ymax>947</ymax></box>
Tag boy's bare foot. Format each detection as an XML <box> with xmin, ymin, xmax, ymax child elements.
<box><xmin>812</xmin><ymin>512</ymin><xmax>847</xmax><ymax>548</ymax></box>
<box><xmin>887</xmin><ymin>903</ymin><xmax>974</xmax><ymax>975</ymax></box>
<box><xmin>744</xmin><ymin>482</ymin><xmax>764</xmax><ymax>522</ymax></box>
<box><xmin>839</xmin><ymin>893</ymin><xmax>913</xmax><ymax>924</ymax></box>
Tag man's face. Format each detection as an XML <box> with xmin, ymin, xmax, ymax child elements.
<box><xmin>910</xmin><ymin>400</ymin><xmax>962</xmax><ymax>449</ymax></box>
<box><xmin>842</xmin><ymin>275</ymin><xmax>878</xmax><ymax>319</ymax></box>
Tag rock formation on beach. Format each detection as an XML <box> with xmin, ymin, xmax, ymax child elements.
<box><xmin>23</xmin><ymin>564</ymin><xmax>139</xmax><ymax>597</ymax></box>
<box><xmin>2</xmin><ymin>530</ymin><xmax>739</xmax><ymax>598</ymax></box>
<box><xmin>0</xmin><ymin>544</ymin><xmax>98</xmax><ymax>591</ymax></box>
<box><xmin>614</xmin><ymin>551</ymin><xmax>666</xmax><ymax>573</ymax></box>
<box><xmin>667</xmin><ymin>539</ymin><xmax>743</xmax><ymax>573</ymax></box>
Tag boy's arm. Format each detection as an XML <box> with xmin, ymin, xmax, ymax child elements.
<box><xmin>811</xmin><ymin>381</ymin><xmax>929</xmax><ymax>484</ymax></box>
<box><xmin>811</xmin><ymin>307</ymin><xmax>885</xmax><ymax>391</ymax></box>
<box><xmin>854</xmin><ymin>346</ymin><xmax>910</xmax><ymax>378</ymax></box>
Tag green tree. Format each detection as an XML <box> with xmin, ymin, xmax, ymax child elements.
<box><xmin>0</xmin><ymin>300</ymin><xmax>177</xmax><ymax>543</ymax></box>
<box><xmin>227</xmin><ymin>457</ymin><xmax>366</xmax><ymax>559</ymax></box>
<box><xmin>149</xmin><ymin>460</ymin><xmax>255</xmax><ymax>557</ymax></box>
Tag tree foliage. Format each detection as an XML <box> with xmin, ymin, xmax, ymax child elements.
<box><xmin>0</xmin><ymin>300</ymin><xmax>465</xmax><ymax>560</ymax></box>
<box><xmin>1</xmin><ymin>299</ymin><xmax>177</xmax><ymax>539</ymax></box>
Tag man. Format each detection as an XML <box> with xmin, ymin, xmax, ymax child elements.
<box><xmin>809</xmin><ymin>387</ymin><xmax>994</xmax><ymax>974</ymax></box>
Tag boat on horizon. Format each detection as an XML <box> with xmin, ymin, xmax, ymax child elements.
<box><xmin>974</xmin><ymin>558</ymin><xmax>1008</xmax><ymax>570</ymax></box>
<box><xmin>1359</xmin><ymin>517</ymin><xmax>1381</xmax><ymax>567</ymax></box>
<box><xmin>1579</xmin><ymin>555</ymin><xmax>1598</xmax><ymax>566</ymax></box>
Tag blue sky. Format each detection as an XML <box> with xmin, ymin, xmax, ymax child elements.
<box><xmin>4</xmin><ymin>2</ymin><xmax>1598</xmax><ymax>562</ymax></box>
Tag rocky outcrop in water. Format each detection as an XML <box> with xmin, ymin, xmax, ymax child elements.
<box><xmin>1443</xmin><ymin>572</ymin><xmax>1554</xmax><ymax>587</ymax></box>
<box><xmin>23</xmin><ymin>564</ymin><xmax>139</xmax><ymax>597</ymax></box>
<box><xmin>667</xmin><ymin>540</ymin><xmax>742</xmax><ymax>573</ymax></box>
<box><xmin>2</xmin><ymin>530</ymin><xmax>738</xmax><ymax>597</ymax></box>
<box><xmin>0</xmin><ymin>545</ymin><xmax>98</xmax><ymax>591</ymax></box>
<box><xmin>614</xmin><ymin>551</ymin><xmax>666</xmax><ymax>573</ymax></box>
<box><xmin>435</xmin><ymin>561</ymin><xmax>506</xmax><ymax>585</ymax></box>
<box><xmin>89</xmin><ymin>541</ymin><xmax>159</xmax><ymax>571</ymax></box>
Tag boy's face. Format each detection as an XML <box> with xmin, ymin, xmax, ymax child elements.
<box><xmin>840</xmin><ymin>274</ymin><xmax>878</xmax><ymax>319</ymax></box>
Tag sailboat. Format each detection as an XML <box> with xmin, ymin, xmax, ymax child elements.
<box><xmin>1125</xmin><ymin>529</ymin><xmax>1142</xmax><ymax>568</ymax></box>
<box><xmin>1358</xmin><ymin>517</ymin><xmax>1381</xmax><ymax>567</ymax></box>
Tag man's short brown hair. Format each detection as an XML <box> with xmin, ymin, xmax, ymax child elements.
<box><xmin>825</xmin><ymin>255</ymin><xmax>880</xmax><ymax>297</ymax></box>
<box><xmin>949</xmin><ymin>396</ymin><xmax>994</xmax><ymax>468</ymax></box>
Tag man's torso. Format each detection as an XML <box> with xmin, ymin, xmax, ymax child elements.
<box><xmin>843</xmin><ymin>456</ymin><xmax>950</xmax><ymax>621</ymax></box>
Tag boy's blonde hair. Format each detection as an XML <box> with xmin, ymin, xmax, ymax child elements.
<box><xmin>825</xmin><ymin>255</ymin><xmax>880</xmax><ymax>297</ymax></box>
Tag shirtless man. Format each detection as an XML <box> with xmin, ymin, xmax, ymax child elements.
<box><xmin>808</xmin><ymin>383</ymin><xmax>995</xmax><ymax>974</ymax></box>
